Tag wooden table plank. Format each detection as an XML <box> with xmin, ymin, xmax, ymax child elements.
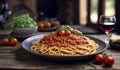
<box><xmin>0</xmin><ymin>46</ymin><xmax>119</xmax><ymax>69</ymax></box>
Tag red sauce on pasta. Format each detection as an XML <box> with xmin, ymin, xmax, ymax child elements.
<box><xmin>40</xmin><ymin>32</ymin><xmax>88</xmax><ymax>47</ymax></box>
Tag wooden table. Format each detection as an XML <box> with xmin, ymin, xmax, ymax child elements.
<box><xmin>0</xmin><ymin>30</ymin><xmax>120</xmax><ymax>70</ymax></box>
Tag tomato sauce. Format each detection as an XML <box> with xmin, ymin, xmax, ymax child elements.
<box><xmin>40</xmin><ymin>32</ymin><xmax>88</xmax><ymax>47</ymax></box>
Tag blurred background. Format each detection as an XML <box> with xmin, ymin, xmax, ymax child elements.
<box><xmin>0</xmin><ymin>0</ymin><xmax>120</xmax><ymax>34</ymax></box>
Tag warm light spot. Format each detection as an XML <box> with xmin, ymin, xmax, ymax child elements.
<box><xmin>105</xmin><ymin>0</ymin><xmax>115</xmax><ymax>16</ymax></box>
<box><xmin>91</xmin><ymin>12</ymin><xmax>98</xmax><ymax>23</ymax></box>
<box><xmin>79</xmin><ymin>0</ymin><xmax>115</xmax><ymax>25</ymax></box>
<box><xmin>79</xmin><ymin>0</ymin><xmax>87</xmax><ymax>25</ymax></box>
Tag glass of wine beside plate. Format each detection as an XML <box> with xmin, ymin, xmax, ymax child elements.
<box><xmin>99</xmin><ymin>15</ymin><xmax>116</xmax><ymax>46</ymax></box>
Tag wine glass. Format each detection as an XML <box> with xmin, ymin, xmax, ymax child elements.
<box><xmin>99</xmin><ymin>15</ymin><xmax>116</xmax><ymax>45</ymax></box>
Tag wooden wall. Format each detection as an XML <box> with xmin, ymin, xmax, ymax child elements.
<box><xmin>7</xmin><ymin>0</ymin><xmax>75</xmax><ymax>24</ymax></box>
<box><xmin>8</xmin><ymin>0</ymin><xmax>37</xmax><ymax>17</ymax></box>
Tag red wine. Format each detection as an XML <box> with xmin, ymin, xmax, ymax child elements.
<box><xmin>99</xmin><ymin>22</ymin><xmax>115</xmax><ymax>32</ymax></box>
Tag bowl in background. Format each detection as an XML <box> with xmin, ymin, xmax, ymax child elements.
<box><xmin>13</xmin><ymin>26</ymin><xmax>38</xmax><ymax>36</ymax></box>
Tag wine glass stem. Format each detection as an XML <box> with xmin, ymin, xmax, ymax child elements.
<box><xmin>105</xmin><ymin>31</ymin><xmax>110</xmax><ymax>45</ymax></box>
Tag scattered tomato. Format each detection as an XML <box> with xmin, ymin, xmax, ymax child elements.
<box><xmin>44</xmin><ymin>22</ymin><xmax>51</xmax><ymax>28</ymax></box>
<box><xmin>65</xmin><ymin>30</ymin><xmax>71</xmax><ymax>36</ymax></box>
<box><xmin>58</xmin><ymin>30</ymin><xmax>65</xmax><ymax>36</ymax></box>
<box><xmin>95</xmin><ymin>54</ymin><xmax>104</xmax><ymax>64</ymax></box>
<box><xmin>104</xmin><ymin>56</ymin><xmax>114</xmax><ymax>67</ymax></box>
<box><xmin>10</xmin><ymin>38</ymin><xmax>18</xmax><ymax>46</ymax></box>
<box><xmin>1</xmin><ymin>38</ymin><xmax>9</xmax><ymax>46</ymax></box>
<box><xmin>37</xmin><ymin>21</ymin><xmax>44</xmax><ymax>29</ymax></box>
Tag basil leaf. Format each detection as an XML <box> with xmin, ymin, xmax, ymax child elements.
<box><xmin>74</xmin><ymin>29</ymin><xmax>83</xmax><ymax>36</ymax></box>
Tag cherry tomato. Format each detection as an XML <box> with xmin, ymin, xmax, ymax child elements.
<box><xmin>37</xmin><ymin>21</ymin><xmax>44</xmax><ymax>29</ymax></box>
<box><xmin>10</xmin><ymin>38</ymin><xmax>18</xmax><ymax>46</ymax></box>
<box><xmin>65</xmin><ymin>30</ymin><xmax>71</xmax><ymax>36</ymax></box>
<box><xmin>58</xmin><ymin>30</ymin><xmax>65</xmax><ymax>36</ymax></box>
<box><xmin>95</xmin><ymin>54</ymin><xmax>104</xmax><ymax>64</ymax></box>
<box><xmin>44</xmin><ymin>22</ymin><xmax>51</xmax><ymax>28</ymax></box>
<box><xmin>1</xmin><ymin>38</ymin><xmax>9</xmax><ymax>46</ymax></box>
<box><xmin>104</xmin><ymin>56</ymin><xmax>114</xmax><ymax>67</ymax></box>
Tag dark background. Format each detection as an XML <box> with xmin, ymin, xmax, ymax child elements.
<box><xmin>0</xmin><ymin>0</ymin><xmax>120</xmax><ymax>34</ymax></box>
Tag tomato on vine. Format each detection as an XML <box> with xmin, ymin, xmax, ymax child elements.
<box><xmin>95</xmin><ymin>54</ymin><xmax>104</xmax><ymax>64</ymax></box>
<box><xmin>1</xmin><ymin>38</ymin><xmax>9</xmax><ymax>46</ymax></box>
<box><xmin>65</xmin><ymin>30</ymin><xmax>71</xmax><ymax>36</ymax></box>
<box><xmin>44</xmin><ymin>22</ymin><xmax>51</xmax><ymax>28</ymax></box>
<box><xmin>37</xmin><ymin>21</ymin><xmax>44</xmax><ymax>29</ymax></box>
<box><xmin>95</xmin><ymin>53</ymin><xmax>115</xmax><ymax>67</ymax></box>
<box><xmin>104</xmin><ymin>56</ymin><xmax>114</xmax><ymax>67</ymax></box>
<box><xmin>10</xmin><ymin>38</ymin><xmax>18</xmax><ymax>46</ymax></box>
<box><xmin>58</xmin><ymin>30</ymin><xmax>65</xmax><ymax>36</ymax></box>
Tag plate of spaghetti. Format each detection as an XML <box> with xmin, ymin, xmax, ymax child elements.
<box><xmin>22</xmin><ymin>25</ymin><xmax>107</xmax><ymax>61</ymax></box>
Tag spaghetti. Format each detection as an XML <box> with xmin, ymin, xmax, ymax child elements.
<box><xmin>31</xmin><ymin>32</ymin><xmax>99</xmax><ymax>56</ymax></box>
